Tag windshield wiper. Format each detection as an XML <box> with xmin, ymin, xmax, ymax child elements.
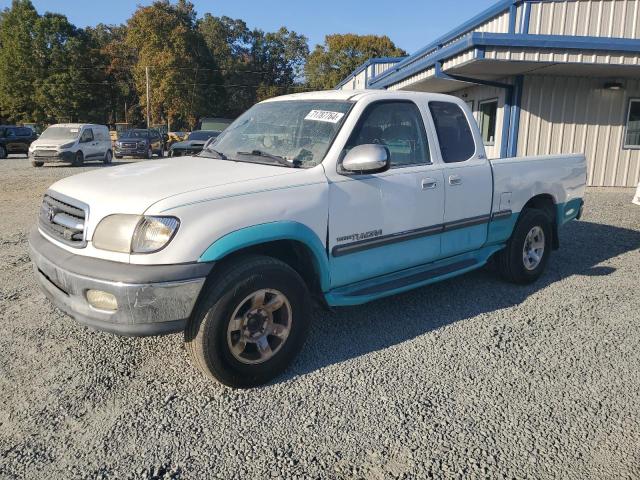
<box><xmin>237</xmin><ymin>150</ymin><xmax>300</xmax><ymax>168</ymax></box>
<box><xmin>200</xmin><ymin>147</ymin><xmax>228</xmax><ymax>160</ymax></box>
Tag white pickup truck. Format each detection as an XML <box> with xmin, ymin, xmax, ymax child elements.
<box><xmin>29</xmin><ymin>90</ymin><xmax>586</xmax><ymax>388</ymax></box>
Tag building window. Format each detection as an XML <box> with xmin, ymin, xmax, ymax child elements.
<box><xmin>479</xmin><ymin>99</ymin><xmax>498</xmax><ymax>146</ymax></box>
<box><xmin>624</xmin><ymin>99</ymin><xmax>640</xmax><ymax>148</ymax></box>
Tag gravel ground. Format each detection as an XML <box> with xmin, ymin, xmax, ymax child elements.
<box><xmin>1</xmin><ymin>155</ymin><xmax>639</xmax><ymax>479</ymax></box>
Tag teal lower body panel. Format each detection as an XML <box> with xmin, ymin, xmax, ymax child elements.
<box><xmin>325</xmin><ymin>244</ymin><xmax>505</xmax><ymax>307</ymax></box>
<box><xmin>558</xmin><ymin>198</ymin><xmax>584</xmax><ymax>226</ymax></box>
<box><xmin>329</xmin><ymin>234</ymin><xmax>441</xmax><ymax>288</ymax></box>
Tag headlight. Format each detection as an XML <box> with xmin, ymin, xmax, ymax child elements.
<box><xmin>92</xmin><ymin>215</ymin><xmax>179</xmax><ymax>253</ymax></box>
<box><xmin>58</xmin><ymin>142</ymin><xmax>75</xmax><ymax>150</ymax></box>
<box><xmin>131</xmin><ymin>216</ymin><xmax>180</xmax><ymax>253</ymax></box>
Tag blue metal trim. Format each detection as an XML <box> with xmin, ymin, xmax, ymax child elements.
<box><xmin>500</xmin><ymin>89</ymin><xmax>512</xmax><ymax>158</ymax></box>
<box><xmin>335</xmin><ymin>56</ymin><xmax>407</xmax><ymax>89</ymax></box>
<box><xmin>508</xmin><ymin>4</ymin><xmax>517</xmax><ymax>34</ymax></box>
<box><xmin>370</xmin><ymin>32</ymin><xmax>640</xmax><ymax>89</ymax></box>
<box><xmin>521</xmin><ymin>1</ymin><xmax>531</xmax><ymax>34</ymax></box>
<box><xmin>369</xmin><ymin>0</ymin><xmax>517</xmax><ymax>85</ymax></box>
<box><xmin>507</xmin><ymin>75</ymin><xmax>524</xmax><ymax>157</ymax></box>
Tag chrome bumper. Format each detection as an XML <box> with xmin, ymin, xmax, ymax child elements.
<box><xmin>29</xmin><ymin>229</ymin><xmax>212</xmax><ymax>336</ymax></box>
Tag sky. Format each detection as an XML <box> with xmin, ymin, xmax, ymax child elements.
<box><xmin>0</xmin><ymin>0</ymin><xmax>498</xmax><ymax>55</ymax></box>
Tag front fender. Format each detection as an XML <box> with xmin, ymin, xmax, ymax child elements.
<box><xmin>198</xmin><ymin>221</ymin><xmax>331</xmax><ymax>291</ymax></box>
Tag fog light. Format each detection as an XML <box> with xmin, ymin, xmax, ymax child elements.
<box><xmin>86</xmin><ymin>290</ymin><xmax>118</xmax><ymax>311</ymax></box>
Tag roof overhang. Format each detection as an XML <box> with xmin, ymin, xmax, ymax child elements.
<box><xmin>370</xmin><ymin>33</ymin><xmax>640</xmax><ymax>92</ymax></box>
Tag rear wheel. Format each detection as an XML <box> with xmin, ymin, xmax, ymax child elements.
<box><xmin>103</xmin><ymin>149</ymin><xmax>113</xmax><ymax>164</ymax></box>
<box><xmin>496</xmin><ymin>208</ymin><xmax>552</xmax><ymax>284</ymax></box>
<box><xmin>0</xmin><ymin>145</ymin><xmax>6</xmax><ymax>159</ymax></box>
<box><xmin>72</xmin><ymin>151</ymin><xmax>84</xmax><ymax>167</ymax></box>
<box><xmin>185</xmin><ymin>255</ymin><xmax>311</xmax><ymax>388</ymax></box>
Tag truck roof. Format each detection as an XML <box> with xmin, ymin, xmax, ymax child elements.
<box><xmin>263</xmin><ymin>89</ymin><xmax>462</xmax><ymax>104</ymax></box>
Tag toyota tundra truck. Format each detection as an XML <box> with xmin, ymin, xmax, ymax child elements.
<box><xmin>29</xmin><ymin>90</ymin><xmax>587</xmax><ymax>388</ymax></box>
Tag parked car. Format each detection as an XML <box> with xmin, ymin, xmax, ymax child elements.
<box><xmin>0</xmin><ymin>125</ymin><xmax>38</xmax><ymax>158</ymax></box>
<box><xmin>29</xmin><ymin>90</ymin><xmax>586</xmax><ymax>388</ymax></box>
<box><xmin>114</xmin><ymin>129</ymin><xmax>164</xmax><ymax>159</ymax></box>
<box><xmin>168</xmin><ymin>130</ymin><xmax>220</xmax><ymax>157</ymax></box>
<box><xmin>29</xmin><ymin>124</ymin><xmax>112</xmax><ymax>167</ymax></box>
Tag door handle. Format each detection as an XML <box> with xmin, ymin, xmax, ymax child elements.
<box><xmin>448</xmin><ymin>174</ymin><xmax>463</xmax><ymax>186</ymax></box>
<box><xmin>421</xmin><ymin>177</ymin><xmax>438</xmax><ymax>190</ymax></box>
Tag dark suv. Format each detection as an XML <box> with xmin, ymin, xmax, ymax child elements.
<box><xmin>0</xmin><ymin>125</ymin><xmax>38</xmax><ymax>158</ymax></box>
<box><xmin>114</xmin><ymin>129</ymin><xmax>164</xmax><ymax>159</ymax></box>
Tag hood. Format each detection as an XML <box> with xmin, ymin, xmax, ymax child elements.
<box><xmin>48</xmin><ymin>156</ymin><xmax>305</xmax><ymax>230</ymax></box>
<box><xmin>31</xmin><ymin>137</ymin><xmax>77</xmax><ymax>149</ymax></box>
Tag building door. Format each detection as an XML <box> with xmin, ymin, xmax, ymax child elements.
<box><xmin>328</xmin><ymin>100</ymin><xmax>445</xmax><ymax>287</ymax></box>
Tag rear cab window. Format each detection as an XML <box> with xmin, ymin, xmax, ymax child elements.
<box><xmin>428</xmin><ymin>101</ymin><xmax>476</xmax><ymax>163</ymax></box>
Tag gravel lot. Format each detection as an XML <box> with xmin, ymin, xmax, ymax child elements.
<box><xmin>1</xmin><ymin>155</ymin><xmax>639</xmax><ymax>479</ymax></box>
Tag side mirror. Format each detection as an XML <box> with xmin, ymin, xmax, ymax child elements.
<box><xmin>341</xmin><ymin>144</ymin><xmax>390</xmax><ymax>175</ymax></box>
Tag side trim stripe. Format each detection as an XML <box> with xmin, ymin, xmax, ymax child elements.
<box><xmin>331</xmin><ymin>213</ymin><xmax>492</xmax><ymax>257</ymax></box>
<box><xmin>491</xmin><ymin>209</ymin><xmax>513</xmax><ymax>220</ymax></box>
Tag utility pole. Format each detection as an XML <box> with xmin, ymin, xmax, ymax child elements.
<box><xmin>145</xmin><ymin>66</ymin><xmax>151</xmax><ymax>129</ymax></box>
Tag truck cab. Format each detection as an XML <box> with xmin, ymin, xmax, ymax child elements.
<box><xmin>29</xmin><ymin>90</ymin><xmax>586</xmax><ymax>388</ymax></box>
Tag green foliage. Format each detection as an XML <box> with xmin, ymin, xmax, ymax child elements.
<box><xmin>0</xmin><ymin>1</ymin><xmax>404</xmax><ymax>128</ymax></box>
<box><xmin>305</xmin><ymin>34</ymin><xmax>406</xmax><ymax>90</ymax></box>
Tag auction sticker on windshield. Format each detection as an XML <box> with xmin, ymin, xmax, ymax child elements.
<box><xmin>304</xmin><ymin>110</ymin><xmax>345</xmax><ymax>123</ymax></box>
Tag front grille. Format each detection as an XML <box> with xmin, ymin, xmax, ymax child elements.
<box><xmin>39</xmin><ymin>194</ymin><xmax>88</xmax><ymax>247</ymax></box>
<box><xmin>120</xmin><ymin>142</ymin><xmax>138</xmax><ymax>149</ymax></box>
<box><xmin>34</xmin><ymin>150</ymin><xmax>58</xmax><ymax>157</ymax></box>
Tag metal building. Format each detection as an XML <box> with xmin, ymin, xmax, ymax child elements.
<box><xmin>337</xmin><ymin>0</ymin><xmax>640</xmax><ymax>187</ymax></box>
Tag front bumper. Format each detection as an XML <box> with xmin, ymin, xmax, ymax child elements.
<box><xmin>30</xmin><ymin>151</ymin><xmax>74</xmax><ymax>163</ymax></box>
<box><xmin>29</xmin><ymin>229</ymin><xmax>213</xmax><ymax>336</ymax></box>
<box><xmin>115</xmin><ymin>145</ymin><xmax>147</xmax><ymax>157</ymax></box>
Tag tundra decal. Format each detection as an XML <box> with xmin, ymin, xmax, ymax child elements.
<box><xmin>336</xmin><ymin>229</ymin><xmax>383</xmax><ymax>243</ymax></box>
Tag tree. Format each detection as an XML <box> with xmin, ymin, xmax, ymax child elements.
<box><xmin>126</xmin><ymin>0</ymin><xmax>221</xmax><ymax>129</ymax></box>
<box><xmin>198</xmin><ymin>15</ymin><xmax>308</xmax><ymax>116</ymax></box>
<box><xmin>0</xmin><ymin>0</ymin><xmax>40</xmax><ymax>122</ymax></box>
<box><xmin>305</xmin><ymin>34</ymin><xmax>406</xmax><ymax>90</ymax></box>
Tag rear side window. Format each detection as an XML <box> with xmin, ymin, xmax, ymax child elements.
<box><xmin>17</xmin><ymin>127</ymin><xmax>32</xmax><ymax>136</ymax></box>
<box><xmin>345</xmin><ymin>101</ymin><xmax>430</xmax><ymax>168</ymax></box>
<box><xmin>428</xmin><ymin>101</ymin><xmax>476</xmax><ymax>163</ymax></box>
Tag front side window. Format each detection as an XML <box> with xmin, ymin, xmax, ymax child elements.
<box><xmin>478</xmin><ymin>99</ymin><xmax>498</xmax><ymax>146</ymax></box>
<box><xmin>201</xmin><ymin>100</ymin><xmax>353</xmax><ymax>168</ymax></box>
<box><xmin>40</xmin><ymin>126</ymin><xmax>80</xmax><ymax>140</ymax></box>
<box><xmin>429</xmin><ymin>101</ymin><xmax>476</xmax><ymax>163</ymax></box>
<box><xmin>80</xmin><ymin>129</ymin><xmax>94</xmax><ymax>142</ymax></box>
<box><xmin>624</xmin><ymin>99</ymin><xmax>640</xmax><ymax>148</ymax></box>
<box><xmin>344</xmin><ymin>101</ymin><xmax>430</xmax><ymax>168</ymax></box>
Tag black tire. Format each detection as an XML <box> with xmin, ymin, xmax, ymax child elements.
<box><xmin>73</xmin><ymin>151</ymin><xmax>84</xmax><ymax>167</ymax></box>
<box><xmin>185</xmin><ymin>255</ymin><xmax>311</xmax><ymax>388</ymax></box>
<box><xmin>157</xmin><ymin>147</ymin><xmax>164</xmax><ymax>158</ymax></box>
<box><xmin>31</xmin><ymin>160</ymin><xmax>43</xmax><ymax>167</ymax></box>
<box><xmin>146</xmin><ymin>147</ymin><xmax>153</xmax><ymax>159</ymax></box>
<box><xmin>496</xmin><ymin>208</ymin><xmax>552</xmax><ymax>284</ymax></box>
<box><xmin>103</xmin><ymin>149</ymin><xmax>113</xmax><ymax>164</ymax></box>
<box><xmin>115</xmin><ymin>154</ymin><xmax>122</xmax><ymax>159</ymax></box>
<box><xmin>0</xmin><ymin>145</ymin><xmax>6</xmax><ymax>159</ymax></box>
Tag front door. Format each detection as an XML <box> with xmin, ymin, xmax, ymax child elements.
<box><xmin>328</xmin><ymin>100</ymin><xmax>445</xmax><ymax>288</ymax></box>
<box><xmin>427</xmin><ymin>101</ymin><xmax>492</xmax><ymax>257</ymax></box>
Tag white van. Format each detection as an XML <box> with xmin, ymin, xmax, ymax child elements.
<box><xmin>29</xmin><ymin>124</ymin><xmax>112</xmax><ymax>167</ymax></box>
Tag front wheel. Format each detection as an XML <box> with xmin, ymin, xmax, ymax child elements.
<box><xmin>0</xmin><ymin>145</ymin><xmax>7</xmax><ymax>159</ymax></box>
<box><xmin>31</xmin><ymin>160</ymin><xmax>43</xmax><ymax>167</ymax></box>
<box><xmin>185</xmin><ymin>255</ymin><xmax>311</xmax><ymax>388</ymax></box>
<box><xmin>146</xmin><ymin>147</ymin><xmax>153</xmax><ymax>159</ymax></box>
<box><xmin>72</xmin><ymin>151</ymin><xmax>84</xmax><ymax>167</ymax></box>
<box><xmin>496</xmin><ymin>208</ymin><xmax>552</xmax><ymax>284</ymax></box>
<box><xmin>103</xmin><ymin>149</ymin><xmax>113</xmax><ymax>164</ymax></box>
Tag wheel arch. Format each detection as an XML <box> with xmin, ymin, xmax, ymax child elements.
<box><xmin>520</xmin><ymin>193</ymin><xmax>559</xmax><ymax>249</ymax></box>
<box><xmin>198</xmin><ymin>221</ymin><xmax>330</xmax><ymax>293</ymax></box>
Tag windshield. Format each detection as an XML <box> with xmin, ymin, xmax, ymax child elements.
<box><xmin>200</xmin><ymin>100</ymin><xmax>353</xmax><ymax>168</ymax></box>
<box><xmin>40</xmin><ymin>126</ymin><xmax>80</xmax><ymax>140</ymax></box>
<box><xmin>119</xmin><ymin>130</ymin><xmax>149</xmax><ymax>139</ymax></box>
<box><xmin>188</xmin><ymin>131</ymin><xmax>218</xmax><ymax>141</ymax></box>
